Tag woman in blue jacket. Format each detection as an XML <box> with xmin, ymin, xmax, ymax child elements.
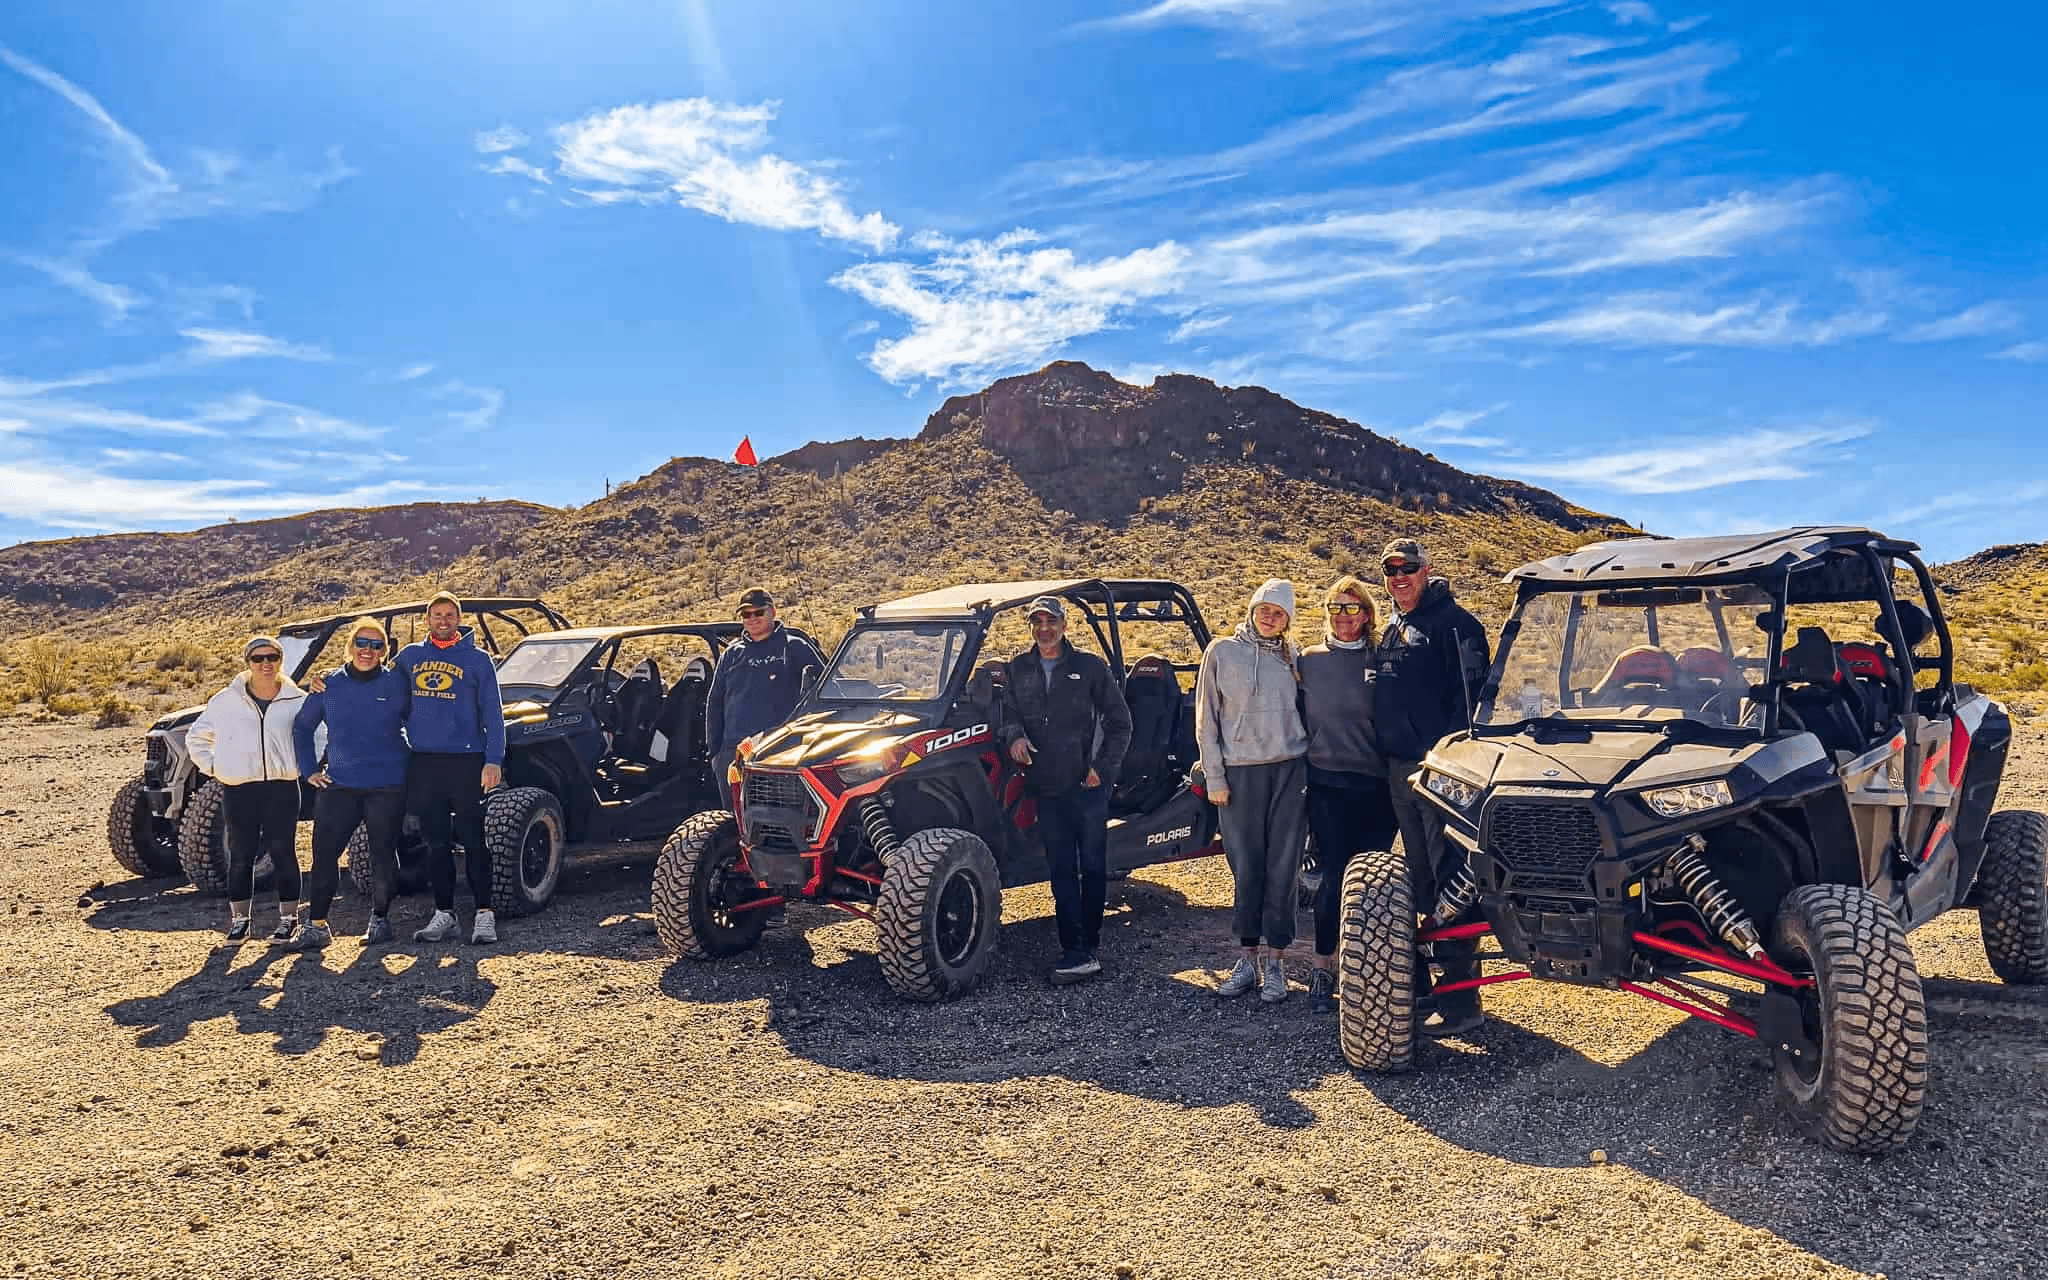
<box><xmin>289</xmin><ymin>617</ymin><xmax>410</xmax><ymax>950</ymax></box>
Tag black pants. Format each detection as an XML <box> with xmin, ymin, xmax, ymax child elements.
<box><xmin>1387</xmin><ymin>758</ymin><xmax>1479</xmax><ymax>1008</ymax></box>
<box><xmin>1035</xmin><ymin>783</ymin><xmax>1110</xmax><ymax>955</ymax></box>
<box><xmin>1306</xmin><ymin>766</ymin><xmax>1397</xmax><ymax>956</ymax></box>
<box><xmin>223</xmin><ymin>779</ymin><xmax>303</xmax><ymax>906</ymax></box>
<box><xmin>1218</xmin><ymin>758</ymin><xmax>1308</xmax><ymax>950</ymax></box>
<box><xmin>408</xmin><ymin>752</ymin><xmax>491</xmax><ymax>912</ymax></box>
<box><xmin>712</xmin><ymin>747</ymin><xmax>736</xmax><ymax>811</ymax></box>
<box><xmin>309</xmin><ymin>785</ymin><xmax>404</xmax><ymax>918</ymax></box>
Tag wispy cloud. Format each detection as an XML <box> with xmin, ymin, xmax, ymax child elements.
<box><xmin>483</xmin><ymin>155</ymin><xmax>552</xmax><ymax>185</ymax></box>
<box><xmin>1408</xmin><ymin>404</ymin><xmax>1509</xmax><ymax>448</ymax></box>
<box><xmin>1501</xmin><ymin>418</ymin><xmax>1874</xmax><ymax>494</ymax></box>
<box><xmin>19</xmin><ymin>256</ymin><xmax>146</xmax><ymax>324</ymax></box>
<box><xmin>1089</xmin><ymin>0</ymin><xmax>1562</xmax><ymax>51</ymax></box>
<box><xmin>832</xmin><ymin>231</ymin><xmax>1187</xmax><ymax>386</ymax></box>
<box><xmin>433</xmin><ymin>379</ymin><xmax>504</xmax><ymax>431</ymax></box>
<box><xmin>0</xmin><ymin>457</ymin><xmax>425</xmax><ymax>530</ymax></box>
<box><xmin>1605</xmin><ymin>1</ymin><xmax>1657</xmax><ymax>24</ymax></box>
<box><xmin>181</xmin><ymin>328</ymin><xmax>332</xmax><ymax>362</ymax></box>
<box><xmin>397</xmin><ymin>362</ymin><xmax>436</xmax><ymax>381</ymax></box>
<box><xmin>1901</xmin><ymin>302</ymin><xmax>2022</xmax><ymax>343</ymax></box>
<box><xmin>552</xmin><ymin>99</ymin><xmax>899</xmax><ymax>251</ymax></box>
<box><xmin>1993</xmin><ymin>340</ymin><xmax>2048</xmax><ymax>363</ymax></box>
<box><xmin>1498</xmin><ymin>294</ymin><xmax>1886</xmax><ymax>347</ymax></box>
<box><xmin>1169</xmin><ymin>313</ymin><xmax>1231</xmax><ymax>342</ymax></box>
<box><xmin>474</xmin><ymin>125</ymin><xmax>530</xmax><ymax>154</ymax></box>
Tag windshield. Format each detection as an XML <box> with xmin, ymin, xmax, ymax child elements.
<box><xmin>819</xmin><ymin>624</ymin><xmax>971</xmax><ymax>701</ymax></box>
<box><xmin>278</xmin><ymin>634</ymin><xmax>320</xmax><ymax>681</ymax></box>
<box><xmin>1480</xmin><ymin>583</ymin><xmax>1775</xmax><ymax>731</ymax></box>
<box><xmin>495</xmin><ymin>637</ymin><xmax>598</xmax><ymax>692</ymax></box>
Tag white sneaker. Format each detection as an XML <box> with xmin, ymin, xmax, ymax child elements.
<box><xmin>1216</xmin><ymin>957</ymin><xmax>1258</xmax><ymax>998</ymax></box>
<box><xmin>413</xmin><ymin>909</ymin><xmax>459</xmax><ymax>943</ymax></box>
<box><xmin>1260</xmin><ymin>957</ymin><xmax>1290</xmax><ymax>1004</ymax></box>
<box><xmin>469</xmin><ymin>909</ymin><xmax>498</xmax><ymax>945</ymax></box>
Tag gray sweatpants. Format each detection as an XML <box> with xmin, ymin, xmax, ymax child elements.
<box><xmin>1219</xmin><ymin>757</ymin><xmax>1308</xmax><ymax>950</ymax></box>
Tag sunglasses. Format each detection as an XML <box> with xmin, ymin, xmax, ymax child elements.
<box><xmin>1326</xmin><ymin>603</ymin><xmax>1367</xmax><ymax>616</ymax></box>
<box><xmin>1383</xmin><ymin>563</ymin><xmax>1425</xmax><ymax>578</ymax></box>
<box><xmin>352</xmin><ymin>637</ymin><xmax>387</xmax><ymax>651</ymax></box>
<box><xmin>738</xmin><ymin>608</ymin><xmax>770</xmax><ymax>620</ymax></box>
<box><xmin>248</xmin><ymin>653</ymin><xmax>282</xmax><ymax>664</ymax></box>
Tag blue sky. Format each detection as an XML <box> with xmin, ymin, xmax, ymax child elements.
<box><xmin>1</xmin><ymin>1</ymin><xmax>2042</xmax><ymax>561</ymax></box>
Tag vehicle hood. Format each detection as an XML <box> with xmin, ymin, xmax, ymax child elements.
<box><xmin>1431</xmin><ymin>728</ymin><xmax>1790</xmax><ymax>792</ymax></box>
<box><xmin>749</xmin><ymin>707</ymin><xmax>930</xmax><ymax>769</ymax></box>
<box><xmin>149</xmin><ymin>704</ymin><xmax>206</xmax><ymax>734</ymax></box>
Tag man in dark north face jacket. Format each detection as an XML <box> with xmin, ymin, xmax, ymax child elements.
<box><xmin>1375</xmin><ymin>537</ymin><xmax>1493</xmax><ymax>1039</ymax></box>
<box><xmin>998</xmin><ymin>596</ymin><xmax>1133</xmax><ymax>987</ymax></box>
<box><xmin>707</xmin><ymin>587</ymin><xmax>826</xmax><ymax>806</ymax></box>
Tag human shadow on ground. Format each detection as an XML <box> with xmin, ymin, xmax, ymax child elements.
<box><xmin>1348</xmin><ymin>960</ymin><xmax>2048</xmax><ymax>1278</ymax></box>
<box><xmin>656</xmin><ymin>873</ymin><xmax>1334</xmax><ymax>1129</ymax></box>
<box><xmin>103</xmin><ymin>919</ymin><xmax>498</xmax><ymax>1066</ymax></box>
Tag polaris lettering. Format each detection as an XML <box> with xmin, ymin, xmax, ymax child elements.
<box><xmin>1146</xmin><ymin>825</ymin><xmax>1194</xmax><ymax>846</ymax></box>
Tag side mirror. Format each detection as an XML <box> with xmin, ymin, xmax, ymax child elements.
<box><xmin>799</xmin><ymin>665</ymin><xmax>821</xmax><ymax>696</ymax></box>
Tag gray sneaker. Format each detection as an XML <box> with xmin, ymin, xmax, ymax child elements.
<box><xmin>1260</xmin><ymin>957</ymin><xmax>1289</xmax><ymax>1004</ymax></box>
<box><xmin>1308</xmin><ymin>967</ymin><xmax>1338</xmax><ymax>1013</ymax></box>
<box><xmin>1216</xmin><ymin>957</ymin><xmax>1259</xmax><ymax>998</ymax></box>
<box><xmin>469</xmin><ymin>909</ymin><xmax>498</xmax><ymax>945</ymax></box>
<box><xmin>283</xmin><ymin>921</ymin><xmax>331</xmax><ymax>952</ymax></box>
<box><xmin>413</xmin><ymin>909</ymin><xmax>459</xmax><ymax>943</ymax></box>
<box><xmin>361</xmin><ymin>914</ymin><xmax>393</xmax><ymax>946</ymax></box>
<box><xmin>269</xmin><ymin>914</ymin><xmax>298</xmax><ymax>943</ymax></box>
<box><xmin>1051</xmin><ymin>951</ymin><xmax>1102</xmax><ymax>985</ymax></box>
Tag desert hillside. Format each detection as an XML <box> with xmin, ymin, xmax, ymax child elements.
<box><xmin>0</xmin><ymin>363</ymin><xmax>1629</xmax><ymax>722</ymax></box>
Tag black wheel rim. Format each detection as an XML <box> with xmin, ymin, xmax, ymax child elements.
<box><xmin>703</xmin><ymin>846</ymin><xmax>753</xmax><ymax>931</ymax></box>
<box><xmin>1789</xmin><ymin>985</ymin><xmax>1825</xmax><ymax>1086</ymax></box>
<box><xmin>933</xmin><ymin>867</ymin><xmax>981</xmax><ymax>967</ymax></box>
<box><xmin>520</xmin><ymin>821</ymin><xmax>553</xmax><ymax>891</ymax></box>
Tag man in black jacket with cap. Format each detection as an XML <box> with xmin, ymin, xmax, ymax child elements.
<box><xmin>707</xmin><ymin>587</ymin><xmax>825</xmax><ymax>808</ymax></box>
<box><xmin>998</xmin><ymin>596</ymin><xmax>1134</xmax><ymax>985</ymax></box>
<box><xmin>1375</xmin><ymin>537</ymin><xmax>1493</xmax><ymax>1037</ymax></box>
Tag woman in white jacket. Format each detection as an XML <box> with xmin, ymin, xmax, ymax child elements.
<box><xmin>186</xmin><ymin>635</ymin><xmax>309</xmax><ymax>941</ymax></box>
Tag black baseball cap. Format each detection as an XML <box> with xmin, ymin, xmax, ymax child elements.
<box><xmin>735</xmin><ymin>588</ymin><xmax>774</xmax><ymax>614</ymax></box>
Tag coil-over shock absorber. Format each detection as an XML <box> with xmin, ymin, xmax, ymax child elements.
<box><xmin>1430</xmin><ymin>855</ymin><xmax>1480</xmax><ymax>925</ymax></box>
<box><xmin>1666</xmin><ymin>834</ymin><xmax>1765</xmax><ymax>960</ymax></box>
<box><xmin>858</xmin><ymin>798</ymin><xmax>901</xmax><ymax>864</ymax></box>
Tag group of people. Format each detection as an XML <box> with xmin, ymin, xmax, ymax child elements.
<box><xmin>1001</xmin><ymin>537</ymin><xmax>1491</xmax><ymax>1034</ymax></box>
<box><xmin>184</xmin><ymin>544</ymin><xmax>1489</xmax><ymax>1034</ymax></box>
<box><xmin>186</xmin><ymin>593</ymin><xmax>506</xmax><ymax>950</ymax></box>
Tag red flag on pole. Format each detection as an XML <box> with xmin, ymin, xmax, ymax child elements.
<box><xmin>733</xmin><ymin>436</ymin><xmax>758</xmax><ymax>466</ymax></box>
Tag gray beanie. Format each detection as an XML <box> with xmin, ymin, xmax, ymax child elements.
<box><xmin>243</xmin><ymin>634</ymin><xmax>283</xmax><ymax>660</ymax></box>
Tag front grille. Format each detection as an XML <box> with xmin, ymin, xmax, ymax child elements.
<box><xmin>1489</xmin><ymin>802</ymin><xmax>1601</xmax><ymax>892</ymax></box>
<box><xmin>146</xmin><ymin>737</ymin><xmax>169</xmax><ymax>769</ymax></box>
<box><xmin>749</xmin><ymin>823</ymin><xmax>805</xmax><ymax>855</ymax></box>
<box><xmin>744</xmin><ymin>770</ymin><xmax>810</xmax><ymax>812</ymax></box>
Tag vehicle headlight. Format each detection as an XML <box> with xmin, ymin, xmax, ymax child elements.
<box><xmin>1641</xmin><ymin>780</ymin><xmax>1733</xmax><ymax>818</ymax></box>
<box><xmin>831</xmin><ymin>756</ymin><xmax>892</xmax><ymax>788</ymax></box>
<box><xmin>1423</xmin><ymin>769</ymin><xmax>1481</xmax><ymax>811</ymax></box>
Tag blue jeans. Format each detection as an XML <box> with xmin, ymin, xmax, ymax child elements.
<box><xmin>1035</xmin><ymin>783</ymin><xmax>1110</xmax><ymax>955</ymax></box>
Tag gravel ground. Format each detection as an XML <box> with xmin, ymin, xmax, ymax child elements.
<box><xmin>3</xmin><ymin>720</ymin><xmax>2045</xmax><ymax>1280</ymax></box>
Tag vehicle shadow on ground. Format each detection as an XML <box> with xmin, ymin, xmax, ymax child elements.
<box><xmin>656</xmin><ymin>875</ymin><xmax>1333</xmax><ymax>1129</ymax></box>
<box><xmin>102</xmin><ymin>920</ymin><xmax>499</xmax><ymax>1066</ymax></box>
<box><xmin>1352</xmin><ymin>969</ymin><xmax>2048</xmax><ymax>1277</ymax></box>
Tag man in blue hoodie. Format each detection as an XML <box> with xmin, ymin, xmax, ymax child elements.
<box><xmin>398</xmin><ymin>592</ymin><xmax>507</xmax><ymax>945</ymax></box>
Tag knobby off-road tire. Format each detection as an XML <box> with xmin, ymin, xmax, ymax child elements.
<box><xmin>483</xmin><ymin>787</ymin><xmax>564</xmax><ymax>915</ymax></box>
<box><xmin>651</xmin><ymin>811</ymin><xmax>765</xmax><ymax>959</ymax></box>
<box><xmin>107</xmin><ymin>774</ymin><xmax>181</xmax><ymax>878</ymax></box>
<box><xmin>346</xmin><ymin>817</ymin><xmax>430</xmax><ymax>899</ymax></box>
<box><xmin>1336</xmin><ymin>849</ymin><xmax>1418</xmax><ymax>1072</ymax></box>
<box><xmin>876</xmin><ymin>827</ymin><xmax>1002</xmax><ymax>1002</ymax></box>
<box><xmin>176</xmin><ymin>780</ymin><xmax>276</xmax><ymax>897</ymax></box>
<box><xmin>1977</xmin><ymin>810</ymin><xmax>2048</xmax><ymax>984</ymax></box>
<box><xmin>176</xmin><ymin>779</ymin><xmax>231</xmax><ymax>896</ymax></box>
<box><xmin>1769</xmin><ymin>883</ymin><xmax>1928</xmax><ymax>1154</ymax></box>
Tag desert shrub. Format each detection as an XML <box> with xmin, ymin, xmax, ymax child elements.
<box><xmin>1308</xmin><ymin>539</ymin><xmax>1333</xmax><ymax>560</ymax></box>
<box><xmin>46</xmin><ymin>691</ymin><xmax>94</xmax><ymax>716</ymax></box>
<box><xmin>155</xmin><ymin>640</ymin><xmax>210</xmax><ymax>673</ymax></box>
<box><xmin>1467</xmin><ymin>540</ymin><xmax>1503</xmax><ymax>573</ymax></box>
<box><xmin>19</xmin><ymin>639</ymin><xmax>76</xmax><ymax>702</ymax></box>
<box><xmin>94</xmin><ymin>693</ymin><xmax>139</xmax><ymax>728</ymax></box>
<box><xmin>1256</xmin><ymin>521</ymin><xmax>1286</xmax><ymax>541</ymax></box>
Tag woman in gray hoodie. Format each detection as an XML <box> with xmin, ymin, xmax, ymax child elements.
<box><xmin>1196</xmin><ymin>578</ymin><xmax>1310</xmax><ymax>1003</ymax></box>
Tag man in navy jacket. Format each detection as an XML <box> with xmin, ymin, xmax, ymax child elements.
<box><xmin>706</xmin><ymin>587</ymin><xmax>825</xmax><ymax>807</ymax></box>
<box><xmin>399</xmin><ymin>593</ymin><xmax>507</xmax><ymax>945</ymax></box>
